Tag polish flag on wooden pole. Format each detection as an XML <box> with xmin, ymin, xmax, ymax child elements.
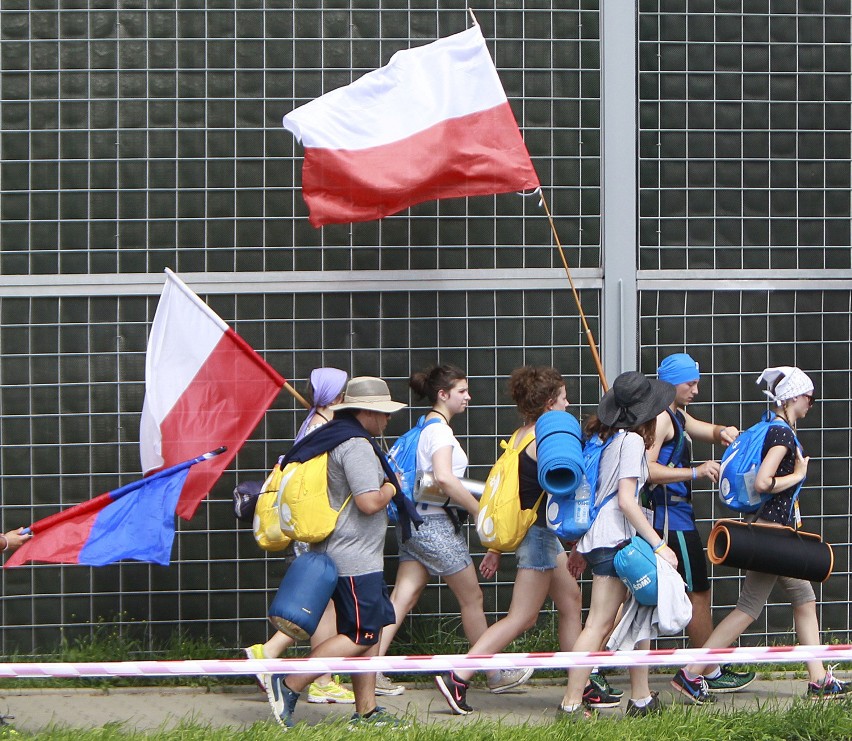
<box><xmin>283</xmin><ymin>24</ymin><xmax>540</xmax><ymax>227</ymax></box>
<box><xmin>139</xmin><ymin>270</ymin><xmax>285</xmax><ymax>520</ymax></box>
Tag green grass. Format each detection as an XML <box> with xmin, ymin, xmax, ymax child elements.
<box><xmin>12</xmin><ymin>699</ymin><xmax>852</xmax><ymax>740</ymax></box>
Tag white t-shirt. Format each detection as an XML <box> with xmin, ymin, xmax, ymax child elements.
<box><xmin>577</xmin><ymin>430</ymin><xmax>651</xmax><ymax>553</ymax></box>
<box><xmin>414</xmin><ymin>422</ymin><xmax>468</xmax><ymax>514</ymax></box>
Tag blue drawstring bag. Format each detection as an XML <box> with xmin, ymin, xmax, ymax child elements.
<box><xmin>268</xmin><ymin>551</ymin><xmax>338</xmax><ymax>640</ymax></box>
<box><xmin>613</xmin><ymin>536</ymin><xmax>658</xmax><ymax>606</ymax></box>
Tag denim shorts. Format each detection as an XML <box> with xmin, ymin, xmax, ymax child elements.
<box><xmin>398</xmin><ymin>514</ymin><xmax>472</xmax><ymax>577</ymax></box>
<box><xmin>584</xmin><ymin>545</ymin><xmax>623</xmax><ymax>577</ymax></box>
<box><xmin>515</xmin><ymin>525</ymin><xmax>563</xmax><ymax>571</ymax></box>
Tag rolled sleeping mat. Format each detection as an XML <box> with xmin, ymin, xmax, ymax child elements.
<box><xmin>613</xmin><ymin>536</ymin><xmax>659</xmax><ymax>606</ymax></box>
<box><xmin>268</xmin><ymin>551</ymin><xmax>339</xmax><ymax>640</ymax></box>
<box><xmin>708</xmin><ymin>519</ymin><xmax>834</xmax><ymax>583</ymax></box>
<box><xmin>535</xmin><ymin>410</ymin><xmax>584</xmax><ymax>497</ymax></box>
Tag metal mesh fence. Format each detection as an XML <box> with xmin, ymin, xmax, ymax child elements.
<box><xmin>1</xmin><ymin>0</ymin><xmax>851</xmax><ymax>660</ymax></box>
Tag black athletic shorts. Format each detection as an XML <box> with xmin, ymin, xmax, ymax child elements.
<box><xmin>654</xmin><ymin>527</ymin><xmax>710</xmax><ymax>593</ymax></box>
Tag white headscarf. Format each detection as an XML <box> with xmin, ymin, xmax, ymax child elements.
<box><xmin>757</xmin><ymin>366</ymin><xmax>814</xmax><ymax>405</ymax></box>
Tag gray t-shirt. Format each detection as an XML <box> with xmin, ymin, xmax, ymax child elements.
<box><xmin>577</xmin><ymin>430</ymin><xmax>650</xmax><ymax>553</ymax></box>
<box><xmin>310</xmin><ymin>436</ymin><xmax>387</xmax><ymax>577</ymax></box>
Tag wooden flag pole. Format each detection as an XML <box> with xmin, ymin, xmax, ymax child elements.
<box><xmin>538</xmin><ymin>190</ymin><xmax>609</xmax><ymax>392</ymax></box>
<box><xmin>283</xmin><ymin>381</ymin><xmax>311</xmax><ymax>410</ymax></box>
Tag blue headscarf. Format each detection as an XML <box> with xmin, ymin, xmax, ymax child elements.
<box><xmin>295</xmin><ymin>367</ymin><xmax>348</xmax><ymax>442</ymax></box>
<box><xmin>657</xmin><ymin>353</ymin><xmax>700</xmax><ymax>386</ymax></box>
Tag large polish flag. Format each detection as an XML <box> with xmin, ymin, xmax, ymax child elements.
<box><xmin>139</xmin><ymin>270</ymin><xmax>285</xmax><ymax>520</ymax></box>
<box><xmin>283</xmin><ymin>24</ymin><xmax>540</xmax><ymax>227</ymax></box>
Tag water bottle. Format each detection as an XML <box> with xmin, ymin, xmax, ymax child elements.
<box><xmin>574</xmin><ymin>474</ymin><xmax>591</xmax><ymax>526</ymax></box>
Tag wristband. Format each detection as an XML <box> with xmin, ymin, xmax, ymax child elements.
<box><xmin>692</xmin><ymin>467</ymin><xmax>698</xmax><ymax>480</ymax></box>
<box><xmin>769</xmin><ymin>476</ymin><xmax>776</xmax><ymax>492</ymax></box>
<box><xmin>653</xmin><ymin>539</ymin><xmax>667</xmax><ymax>553</ymax></box>
<box><xmin>383</xmin><ymin>482</ymin><xmax>397</xmax><ymax>497</ymax></box>
<box><xmin>487</xmin><ymin>548</ymin><xmax>502</xmax><ymax>555</ymax></box>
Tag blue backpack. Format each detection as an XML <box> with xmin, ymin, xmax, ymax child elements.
<box><xmin>386</xmin><ymin>416</ymin><xmax>441</xmax><ymax>523</ymax></box>
<box><xmin>546</xmin><ymin>433</ymin><xmax>618</xmax><ymax>541</ymax></box>
<box><xmin>718</xmin><ymin>411</ymin><xmax>804</xmax><ymax>514</ymax></box>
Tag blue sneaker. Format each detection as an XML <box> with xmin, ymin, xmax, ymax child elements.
<box><xmin>266</xmin><ymin>674</ymin><xmax>299</xmax><ymax>728</ymax></box>
<box><xmin>671</xmin><ymin>669</ymin><xmax>715</xmax><ymax>705</ymax></box>
<box><xmin>807</xmin><ymin>665</ymin><xmax>851</xmax><ymax>700</ymax></box>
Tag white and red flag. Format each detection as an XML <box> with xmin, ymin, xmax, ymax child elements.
<box><xmin>139</xmin><ymin>269</ymin><xmax>285</xmax><ymax>520</ymax></box>
<box><xmin>283</xmin><ymin>24</ymin><xmax>540</xmax><ymax>227</ymax></box>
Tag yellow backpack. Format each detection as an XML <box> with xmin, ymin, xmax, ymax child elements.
<box><xmin>476</xmin><ymin>429</ymin><xmax>542</xmax><ymax>552</ymax></box>
<box><xmin>278</xmin><ymin>453</ymin><xmax>352</xmax><ymax>543</ymax></box>
<box><xmin>252</xmin><ymin>463</ymin><xmax>293</xmax><ymax>552</ymax></box>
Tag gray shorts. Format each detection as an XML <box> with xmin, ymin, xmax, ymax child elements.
<box><xmin>736</xmin><ymin>569</ymin><xmax>816</xmax><ymax>621</ymax></box>
<box><xmin>397</xmin><ymin>514</ymin><xmax>472</xmax><ymax>577</ymax></box>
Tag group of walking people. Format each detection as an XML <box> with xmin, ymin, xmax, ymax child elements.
<box><xmin>248</xmin><ymin>356</ymin><xmax>847</xmax><ymax>729</ymax></box>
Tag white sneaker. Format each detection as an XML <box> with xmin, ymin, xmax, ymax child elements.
<box><xmin>375</xmin><ymin>672</ymin><xmax>405</xmax><ymax>696</ymax></box>
<box><xmin>487</xmin><ymin>667</ymin><xmax>534</xmax><ymax>694</ymax></box>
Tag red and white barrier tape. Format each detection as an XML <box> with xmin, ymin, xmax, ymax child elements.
<box><xmin>0</xmin><ymin>644</ymin><xmax>850</xmax><ymax>678</ymax></box>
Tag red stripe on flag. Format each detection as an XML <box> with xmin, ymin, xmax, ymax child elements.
<box><xmin>300</xmin><ymin>103</ymin><xmax>539</xmax><ymax>227</ymax></box>
<box><xmin>155</xmin><ymin>329</ymin><xmax>283</xmax><ymax>520</ymax></box>
<box><xmin>5</xmin><ymin>496</ymin><xmax>110</xmax><ymax>567</ymax></box>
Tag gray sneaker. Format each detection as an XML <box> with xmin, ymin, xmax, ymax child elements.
<box><xmin>488</xmin><ymin>667</ymin><xmax>534</xmax><ymax>694</ymax></box>
<box><xmin>375</xmin><ymin>672</ymin><xmax>405</xmax><ymax>696</ymax></box>
<box><xmin>625</xmin><ymin>690</ymin><xmax>663</xmax><ymax>717</ymax></box>
<box><xmin>266</xmin><ymin>674</ymin><xmax>299</xmax><ymax>728</ymax></box>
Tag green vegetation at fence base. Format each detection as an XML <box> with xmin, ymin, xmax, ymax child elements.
<box><xmin>14</xmin><ymin>699</ymin><xmax>852</xmax><ymax>741</ymax></box>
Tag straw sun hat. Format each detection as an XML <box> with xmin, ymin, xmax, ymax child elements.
<box><xmin>329</xmin><ymin>376</ymin><xmax>407</xmax><ymax>414</ymax></box>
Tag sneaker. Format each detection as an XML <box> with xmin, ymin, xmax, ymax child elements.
<box><xmin>308</xmin><ymin>675</ymin><xmax>355</xmax><ymax>704</ymax></box>
<box><xmin>706</xmin><ymin>664</ymin><xmax>756</xmax><ymax>694</ymax></box>
<box><xmin>487</xmin><ymin>667</ymin><xmax>534</xmax><ymax>694</ymax></box>
<box><xmin>807</xmin><ymin>665</ymin><xmax>851</xmax><ymax>700</ymax></box>
<box><xmin>435</xmin><ymin>671</ymin><xmax>474</xmax><ymax>715</ymax></box>
<box><xmin>266</xmin><ymin>674</ymin><xmax>299</xmax><ymax>728</ymax></box>
<box><xmin>625</xmin><ymin>691</ymin><xmax>662</xmax><ymax>717</ymax></box>
<box><xmin>375</xmin><ymin>671</ymin><xmax>406</xmax><ymax>696</ymax></box>
<box><xmin>671</xmin><ymin>669</ymin><xmax>715</xmax><ymax>705</ymax></box>
<box><xmin>556</xmin><ymin>704</ymin><xmax>594</xmax><ymax>721</ymax></box>
<box><xmin>583</xmin><ymin>672</ymin><xmax>622</xmax><ymax>708</ymax></box>
<box><xmin>590</xmin><ymin>671</ymin><xmax>623</xmax><ymax>698</ymax></box>
<box><xmin>348</xmin><ymin>706</ymin><xmax>411</xmax><ymax>729</ymax></box>
<box><xmin>244</xmin><ymin>644</ymin><xmax>271</xmax><ymax>693</ymax></box>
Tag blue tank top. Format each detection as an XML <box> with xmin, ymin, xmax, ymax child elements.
<box><xmin>651</xmin><ymin>409</ymin><xmax>696</xmax><ymax>532</ymax></box>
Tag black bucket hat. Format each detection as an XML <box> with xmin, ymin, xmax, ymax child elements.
<box><xmin>597</xmin><ymin>371</ymin><xmax>676</xmax><ymax>428</ymax></box>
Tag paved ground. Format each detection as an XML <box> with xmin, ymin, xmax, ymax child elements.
<box><xmin>0</xmin><ymin>673</ymin><xmax>813</xmax><ymax>734</ymax></box>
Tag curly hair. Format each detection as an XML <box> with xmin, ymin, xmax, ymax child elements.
<box><xmin>409</xmin><ymin>364</ymin><xmax>466</xmax><ymax>404</ymax></box>
<box><xmin>508</xmin><ymin>366</ymin><xmax>566</xmax><ymax>423</ymax></box>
